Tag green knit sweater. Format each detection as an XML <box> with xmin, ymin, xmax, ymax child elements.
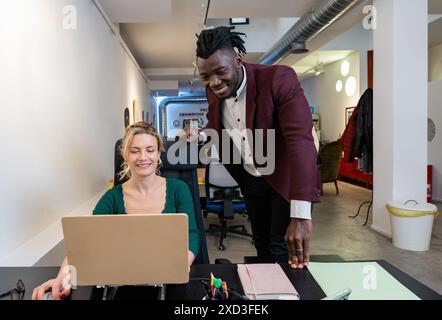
<box><xmin>92</xmin><ymin>178</ymin><xmax>200</xmax><ymax>257</ymax></box>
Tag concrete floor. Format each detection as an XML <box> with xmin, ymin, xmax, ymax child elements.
<box><xmin>203</xmin><ymin>181</ymin><xmax>442</xmax><ymax>295</ymax></box>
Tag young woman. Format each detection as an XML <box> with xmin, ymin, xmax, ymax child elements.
<box><xmin>32</xmin><ymin>122</ymin><xmax>199</xmax><ymax>300</ymax></box>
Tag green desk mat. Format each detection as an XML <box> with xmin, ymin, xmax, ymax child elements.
<box><xmin>307</xmin><ymin>262</ymin><xmax>420</xmax><ymax>300</ymax></box>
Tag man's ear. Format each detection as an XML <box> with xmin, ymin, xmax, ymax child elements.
<box><xmin>234</xmin><ymin>53</ymin><xmax>244</xmax><ymax>68</ymax></box>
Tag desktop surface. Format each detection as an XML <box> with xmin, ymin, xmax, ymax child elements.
<box><xmin>1</xmin><ymin>256</ymin><xmax>440</xmax><ymax>300</ymax></box>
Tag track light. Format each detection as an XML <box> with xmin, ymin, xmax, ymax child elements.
<box><xmin>314</xmin><ymin>64</ymin><xmax>324</xmax><ymax>76</ymax></box>
<box><xmin>290</xmin><ymin>42</ymin><xmax>309</xmax><ymax>54</ymax></box>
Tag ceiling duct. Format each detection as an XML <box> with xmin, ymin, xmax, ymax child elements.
<box><xmin>258</xmin><ymin>0</ymin><xmax>360</xmax><ymax>65</ymax></box>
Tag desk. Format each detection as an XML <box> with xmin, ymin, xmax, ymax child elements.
<box><xmin>1</xmin><ymin>256</ymin><xmax>440</xmax><ymax>300</ymax></box>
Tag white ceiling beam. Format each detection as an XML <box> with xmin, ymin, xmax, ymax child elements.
<box><xmin>98</xmin><ymin>0</ymin><xmax>172</xmax><ymax>23</ymax></box>
<box><xmin>143</xmin><ymin>68</ymin><xmax>196</xmax><ymax>81</ymax></box>
<box><xmin>149</xmin><ymin>80</ymin><xmax>179</xmax><ymax>90</ymax></box>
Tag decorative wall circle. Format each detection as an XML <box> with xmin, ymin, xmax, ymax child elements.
<box><xmin>336</xmin><ymin>80</ymin><xmax>343</xmax><ymax>93</ymax></box>
<box><xmin>341</xmin><ymin>60</ymin><xmax>350</xmax><ymax>77</ymax></box>
<box><xmin>345</xmin><ymin>76</ymin><xmax>357</xmax><ymax>97</ymax></box>
<box><xmin>428</xmin><ymin>118</ymin><xmax>436</xmax><ymax>142</ymax></box>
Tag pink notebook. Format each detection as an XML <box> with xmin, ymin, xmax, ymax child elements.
<box><xmin>237</xmin><ymin>264</ymin><xmax>300</xmax><ymax>300</ymax></box>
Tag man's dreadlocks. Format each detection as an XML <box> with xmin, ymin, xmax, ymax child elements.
<box><xmin>196</xmin><ymin>26</ymin><xmax>246</xmax><ymax>59</ymax></box>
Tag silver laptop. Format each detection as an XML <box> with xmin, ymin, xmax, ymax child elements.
<box><xmin>61</xmin><ymin>214</ymin><xmax>189</xmax><ymax>286</ymax></box>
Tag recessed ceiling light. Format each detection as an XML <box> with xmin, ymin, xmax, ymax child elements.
<box><xmin>229</xmin><ymin>18</ymin><xmax>249</xmax><ymax>25</ymax></box>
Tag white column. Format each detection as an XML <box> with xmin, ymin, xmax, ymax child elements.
<box><xmin>372</xmin><ymin>0</ymin><xmax>428</xmax><ymax>236</ymax></box>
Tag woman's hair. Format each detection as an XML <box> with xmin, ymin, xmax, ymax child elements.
<box><xmin>196</xmin><ymin>26</ymin><xmax>247</xmax><ymax>59</ymax></box>
<box><xmin>119</xmin><ymin>122</ymin><xmax>164</xmax><ymax>181</ymax></box>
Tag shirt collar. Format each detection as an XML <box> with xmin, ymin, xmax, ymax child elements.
<box><xmin>234</xmin><ymin>65</ymin><xmax>247</xmax><ymax>98</ymax></box>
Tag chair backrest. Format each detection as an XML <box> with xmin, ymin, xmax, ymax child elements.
<box><xmin>318</xmin><ymin>141</ymin><xmax>342</xmax><ymax>183</ymax></box>
<box><xmin>205</xmin><ymin>160</ymin><xmax>243</xmax><ymax>203</ymax></box>
<box><xmin>160</xmin><ymin>140</ymin><xmax>209</xmax><ymax>265</ymax></box>
<box><xmin>114</xmin><ymin>138</ymin><xmax>209</xmax><ymax>264</ymax></box>
<box><xmin>114</xmin><ymin>138</ymin><xmax>127</xmax><ymax>186</ymax></box>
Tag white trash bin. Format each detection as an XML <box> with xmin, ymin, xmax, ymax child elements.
<box><xmin>386</xmin><ymin>200</ymin><xmax>439</xmax><ymax>251</ymax></box>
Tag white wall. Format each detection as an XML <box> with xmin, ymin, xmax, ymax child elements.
<box><xmin>429</xmin><ymin>80</ymin><xmax>442</xmax><ymax>202</ymax></box>
<box><xmin>0</xmin><ymin>0</ymin><xmax>148</xmax><ymax>265</ymax></box>
<box><xmin>300</xmin><ymin>23</ymin><xmax>373</xmax><ymax>142</ymax></box>
<box><xmin>429</xmin><ymin>44</ymin><xmax>442</xmax><ymax>81</ymax></box>
<box><xmin>301</xmin><ymin>52</ymin><xmax>361</xmax><ymax>142</ymax></box>
<box><xmin>319</xmin><ymin>24</ymin><xmax>373</xmax><ymax>93</ymax></box>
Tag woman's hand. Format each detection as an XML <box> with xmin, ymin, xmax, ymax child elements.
<box><xmin>188</xmin><ymin>251</ymin><xmax>195</xmax><ymax>272</ymax></box>
<box><xmin>32</xmin><ymin>275</ymin><xmax>71</xmax><ymax>300</ymax></box>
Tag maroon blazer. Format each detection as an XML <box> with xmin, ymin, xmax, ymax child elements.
<box><xmin>203</xmin><ymin>63</ymin><xmax>320</xmax><ymax>203</ymax></box>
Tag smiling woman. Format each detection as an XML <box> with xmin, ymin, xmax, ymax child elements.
<box><xmin>119</xmin><ymin>122</ymin><xmax>165</xmax><ymax>181</ymax></box>
<box><xmin>32</xmin><ymin>122</ymin><xmax>200</xmax><ymax>300</ymax></box>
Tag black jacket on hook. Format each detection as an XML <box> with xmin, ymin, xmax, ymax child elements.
<box><xmin>353</xmin><ymin>88</ymin><xmax>373</xmax><ymax>173</ymax></box>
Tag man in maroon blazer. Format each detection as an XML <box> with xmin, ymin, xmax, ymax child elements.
<box><xmin>194</xmin><ymin>27</ymin><xmax>319</xmax><ymax>269</ymax></box>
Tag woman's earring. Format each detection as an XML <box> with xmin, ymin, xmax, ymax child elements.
<box><xmin>156</xmin><ymin>159</ymin><xmax>163</xmax><ymax>175</ymax></box>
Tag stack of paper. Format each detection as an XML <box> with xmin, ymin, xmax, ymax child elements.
<box><xmin>237</xmin><ymin>264</ymin><xmax>300</xmax><ymax>300</ymax></box>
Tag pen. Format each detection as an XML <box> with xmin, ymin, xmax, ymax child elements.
<box><xmin>214</xmin><ymin>288</ymin><xmax>222</xmax><ymax>300</ymax></box>
<box><xmin>222</xmin><ymin>281</ymin><xmax>228</xmax><ymax>300</ymax></box>
<box><xmin>210</xmin><ymin>273</ymin><xmax>215</xmax><ymax>298</ymax></box>
<box><xmin>228</xmin><ymin>289</ymin><xmax>250</xmax><ymax>300</ymax></box>
<box><xmin>213</xmin><ymin>278</ymin><xmax>222</xmax><ymax>289</ymax></box>
<box><xmin>213</xmin><ymin>277</ymin><xmax>222</xmax><ymax>300</ymax></box>
<box><xmin>202</xmin><ymin>281</ymin><xmax>211</xmax><ymax>299</ymax></box>
<box><xmin>321</xmin><ymin>288</ymin><xmax>352</xmax><ymax>300</ymax></box>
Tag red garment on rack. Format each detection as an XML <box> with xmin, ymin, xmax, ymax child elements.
<box><xmin>340</xmin><ymin>107</ymin><xmax>358</xmax><ymax>162</ymax></box>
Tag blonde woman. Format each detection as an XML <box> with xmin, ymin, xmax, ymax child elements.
<box><xmin>32</xmin><ymin>122</ymin><xmax>199</xmax><ymax>300</ymax></box>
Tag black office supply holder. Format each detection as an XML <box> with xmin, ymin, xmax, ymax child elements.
<box><xmin>99</xmin><ymin>284</ymin><xmax>166</xmax><ymax>300</ymax></box>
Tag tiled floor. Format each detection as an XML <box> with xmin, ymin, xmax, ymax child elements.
<box><xmin>203</xmin><ymin>181</ymin><xmax>442</xmax><ymax>295</ymax></box>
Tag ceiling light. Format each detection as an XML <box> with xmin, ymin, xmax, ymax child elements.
<box><xmin>336</xmin><ymin>80</ymin><xmax>343</xmax><ymax>93</ymax></box>
<box><xmin>314</xmin><ymin>67</ymin><xmax>322</xmax><ymax>76</ymax></box>
<box><xmin>290</xmin><ymin>42</ymin><xmax>309</xmax><ymax>54</ymax></box>
<box><xmin>428</xmin><ymin>14</ymin><xmax>442</xmax><ymax>24</ymax></box>
<box><xmin>341</xmin><ymin>60</ymin><xmax>350</xmax><ymax>77</ymax></box>
<box><xmin>345</xmin><ymin>76</ymin><xmax>357</xmax><ymax>97</ymax></box>
<box><xmin>229</xmin><ymin>18</ymin><xmax>249</xmax><ymax>25</ymax></box>
<box><xmin>313</xmin><ymin>63</ymin><xmax>324</xmax><ymax>76</ymax></box>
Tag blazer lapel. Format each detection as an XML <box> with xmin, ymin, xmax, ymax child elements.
<box><xmin>245</xmin><ymin>63</ymin><xmax>257</xmax><ymax>130</ymax></box>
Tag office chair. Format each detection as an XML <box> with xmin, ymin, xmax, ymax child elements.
<box><xmin>318</xmin><ymin>140</ymin><xmax>342</xmax><ymax>195</ymax></box>
<box><xmin>114</xmin><ymin>138</ymin><xmax>127</xmax><ymax>186</ymax></box>
<box><xmin>204</xmin><ymin>160</ymin><xmax>252</xmax><ymax>251</ymax></box>
<box><xmin>160</xmin><ymin>140</ymin><xmax>209</xmax><ymax>264</ymax></box>
<box><xmin>113</xmin><ymin>138</ymin><xmax>209</xmax><ymax>264</ymax></box>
